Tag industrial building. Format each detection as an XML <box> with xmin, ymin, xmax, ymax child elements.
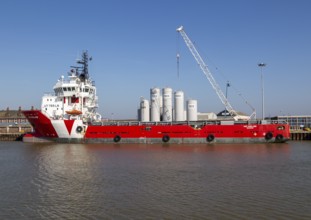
<box><xmin>272</xmin><ymin>115</ymin><xmax>311</xmax><ymax>130</ymax></box>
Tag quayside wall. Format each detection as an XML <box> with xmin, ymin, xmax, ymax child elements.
<box><xmin>0</xmin><ymin>125</ymin><xmax>32</xmax><ymax>141</ymax></box>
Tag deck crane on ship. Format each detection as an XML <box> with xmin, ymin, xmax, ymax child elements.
<box><xmin>176</xmin><ymin>26</ymin><xmax>256</xmax><ymax>121</ymax></box>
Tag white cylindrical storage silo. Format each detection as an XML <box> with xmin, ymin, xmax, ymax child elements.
<box><xmin>162</xmin><ymin>87</ymin><xmax>173</xmax><ymax>121</ymax></box>
<box><xmin>187</xmin><ymin>99</ymin><xmax>198</xmax><ymax>121</ymax></box>
<box><xmin>174</xmin><ymin>90</ymin><xmax>184</xmax><ymax>121</ymax></box>
<box><xmin>140</xmin><ymin>99</ymin><xmax>150</xmax><ymax>122</ymax></box>
<box><xmin>150</xmin><ymin>88</ymin><xmax>161</xmax><ymax>122</ymax></box>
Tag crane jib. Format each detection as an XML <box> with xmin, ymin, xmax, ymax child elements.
<box><xmin>176</xmin><ymin>26</ymin><xmax>255</xmax><ymax>120</ymax></box>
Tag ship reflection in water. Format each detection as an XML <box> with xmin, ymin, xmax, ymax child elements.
<box><xmin>0</xmin><ymin>142</ymin><xmax>310</xmax><ymax>219</ymax></box>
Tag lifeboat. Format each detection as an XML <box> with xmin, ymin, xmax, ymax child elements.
<box><xmin>66</xmin><ymin>109</ymin><xmax>82</xmax><ymax>115</ymax></box>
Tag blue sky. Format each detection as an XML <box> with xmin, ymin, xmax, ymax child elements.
<box><xmin>1</xmin><ymin>0</ymin><xmax>310</xmax><ymax>119</ymax></box>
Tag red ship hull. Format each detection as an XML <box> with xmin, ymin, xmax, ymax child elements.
<box><xmin>23</xmin><ymin>110</ymin><xmax>290</xmax><ymax>144</ymax></box>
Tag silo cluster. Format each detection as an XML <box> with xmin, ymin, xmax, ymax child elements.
<box><xmin>138</xmin><ymin>87</ymin><xmax>198</xmax><ymax>122</ymax></box>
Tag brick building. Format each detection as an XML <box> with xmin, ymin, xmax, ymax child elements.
<box><xmin>0</xmin><ymin>107</ymin><xmax>30</xmax><ymax>124</ymax></box>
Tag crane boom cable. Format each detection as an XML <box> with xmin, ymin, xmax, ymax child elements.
<box><xmin>176</xmin><ymin>32</ymin><xmax>180</xmax><ymax>79</ymax></box>
<box><xmin>197</xmin><ymin>47</ymin><xmax>257</xmax><ymax>119</ymax></box>
<box><xmin>197</xmin><ymin>46</ymin><xmax>256</xmax><ymax>119</ymax></box>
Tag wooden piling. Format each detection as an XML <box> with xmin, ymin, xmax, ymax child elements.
<box><xmin>290</xmin><ymin>130</ymin><xmax>311</xmax><ymax>141</ymax></box>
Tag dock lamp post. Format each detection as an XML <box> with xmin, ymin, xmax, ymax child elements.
<box><xmin>258</xmin><ymin>63</ymin><xmax>266</xmax><ymax>119</ymax></box>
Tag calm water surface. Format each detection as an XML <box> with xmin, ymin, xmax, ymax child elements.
<box><xmin>0</xmin><ymin>141</ymin><xmax>310</xmax><ymax>219</ymax></box>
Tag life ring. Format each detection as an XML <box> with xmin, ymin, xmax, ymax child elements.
<box><xmin>265</xmin><ymin>132</ymin><xmax>273</xmax><ymax>140</ymax></box>
<box><xmin>162</xmin><ymin>135</ymin><xmax>170</xmax><ymax>143</ymax></box>
<box><xmin>113</xmin><ymin>135</ymin><xmax>121</xmax><ymax>143</ymax></box>
<box><xmin>206</xmin><ymin>134</ymin><xmax>215</xmax><ymax>142</ymax></box>
<box><xmin>275</xmin><ymin>134</ymin><xmax>284</xmax><ymax>142</ymax></box>
<box><xmin>76</xmin><ymin>126</ymin><xmax>83</xmax><ymax>133</ymax></box>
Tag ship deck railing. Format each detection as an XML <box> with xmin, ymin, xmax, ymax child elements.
<box><xmin>43</xmin><ymin>93</ymin><xmax>55</xmax><ymax>97</ymax></box>
<box><xmin>91</xmin><ymin>119</ymin><xmax>288</xmax><ymax>127</ymax></box>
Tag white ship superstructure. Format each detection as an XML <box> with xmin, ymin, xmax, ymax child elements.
<box><xmin>41</xmin><ymin>51</ymin><xmax>101</xmax><ymax>123</ymax></box>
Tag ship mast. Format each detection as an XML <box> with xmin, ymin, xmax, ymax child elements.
<box><xmin>71</xmin><ymin>50</ymin><xmax>91</xmax><ymax>82</ymax></box>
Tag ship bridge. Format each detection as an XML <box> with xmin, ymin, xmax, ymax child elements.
<box><xmin>41</xmin><ymin>51</ymin><xmax>100</xmax><ymax>122</ymax></box>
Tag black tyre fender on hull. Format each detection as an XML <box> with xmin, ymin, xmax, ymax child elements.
<box><xmin>206</xmin><ymin>134</ymin><xmax>215</xmax><ymax>142</ymax></box>
<box><xmin>265</xmin><ymin>132</ymin><xmax>273</xmax><ymax>140</ymax></box>
<box><xmin>76</xmin><ymin>126</ymin><xmax>83</xmax><ymax>133</ymax></box>
<box><xmin>275</xmin><ymin>134</ymin><xmax>284</xmax><ymax>142</ymax></box>
<box><xmin>113</xmin><ymin>135</ymin><xmax>121</xmax><ymax>143</ymax></box>
<box><xmin>162</xmin><ymin>135</ymin><xmax>170</xmax><ymax>143</ymax></box>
